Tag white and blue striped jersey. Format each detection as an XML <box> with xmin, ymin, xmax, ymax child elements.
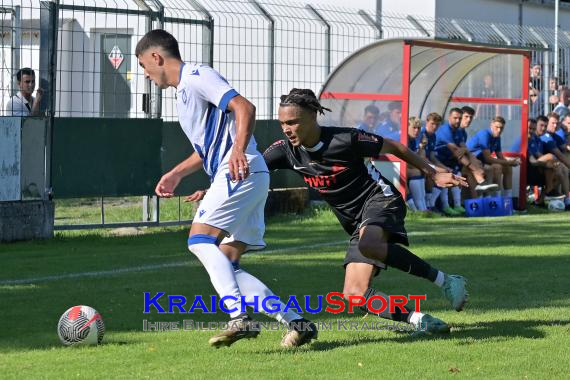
<box><xmin>176</xmin><ymin>63</ymin><xmax>266</xmax><ymax>179</ymax></box>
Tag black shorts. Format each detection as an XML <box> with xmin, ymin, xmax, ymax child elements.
<box><xmin>343</xmin><ymin>193</ymin><xmax>409</xmax><ymax>276</ymax></box>
<box><xmin>527</xmin><ymin>164</ymin><xmax>545</xmax><ymax>186</ymax></box>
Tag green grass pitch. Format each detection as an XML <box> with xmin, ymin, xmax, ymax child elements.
<box><xmin>1</xmin><ymin>208</ymin><xmax>569</xmax><ymax>378</ymax></box>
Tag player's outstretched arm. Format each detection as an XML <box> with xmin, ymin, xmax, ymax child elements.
<box><xmin>227</xmin><ymin>95</ymin><xmax>256</xmax><ymax>181</ymax></box>
<box><xmin>381</xmin><ymin>138</ymin><xmax>468</xmax><ymax>188</ymax></box>
<box><xmin>155</xmin><ymin>152</ymin><xmax>203</xmax><ymax>197</ymax></box>
<box><xmin>184</xmin><ymin>189</ymin><xmax>207</xmax><ymax>202</ymax></box>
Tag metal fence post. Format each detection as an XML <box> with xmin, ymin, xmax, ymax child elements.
<box><xmin>40</xmin><ymin>0</ymin><xmax>59</xmax><ymax>201</ymax></box>
<box><xmin>306</xmin><ymin>5</ymin><xmax>331</xmax><ymax>76</ymax></box>
<box><xmin>358</xmin><ymin>10</ymin><xmax>382</xmax><ymax>40</ymax></box>
<box><xmin>250</xmin><ymin>0</ymin><xmax>274</xmax><ymax>119</ymax></box>
<box><xmin>10</xmin><ymin>6</ymin><xmax>20</xmax><ymax>98</ymax></box>
<box><xmin>187</xmin><ymin>0</ymin><xmax>214</xmax><ymax>66</ymax></box>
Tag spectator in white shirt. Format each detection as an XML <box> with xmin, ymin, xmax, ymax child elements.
<box><xmin>5</xmin><ymin>68</ymin><xmax>43</xmax><ymax>116</ymax></box>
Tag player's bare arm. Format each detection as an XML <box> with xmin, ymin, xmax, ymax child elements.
<box><xmin>227</xmin><ymin>95</ymin><xmax>256</xmax><ymax>181</ymax></box>
<box><xmin>155</xmin><ymin>151</ymin><xmax>203</xmax><ymax>197</ymax></box>
<box><xmin>381</xmin><ymin>138</ymin><xmax>468</xmax><ymax>188</ymax></box>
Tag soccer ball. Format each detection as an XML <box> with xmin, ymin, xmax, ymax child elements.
<box><xmin>548</xmin><ymin>199</ymin><xmax>565</xmax><ymax>212</ymax></box>
<box><xmin>57</xmin><ymin>305</ymin><xmax>105</xmax><ymax>346</ymax></box>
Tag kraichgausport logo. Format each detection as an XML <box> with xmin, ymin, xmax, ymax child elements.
<box><xmin>143</xmin><ymin>292</ymin><xmax>426</xmax><ymax>314</ymax></box>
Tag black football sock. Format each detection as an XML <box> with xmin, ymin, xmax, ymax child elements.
<box><xmin>384</xmin><ymin>244</ymin><xmax>439</xmax><ymax>282</ymax></box>
<box><xmin>360</xmin><ymin>287</ymin><xmax>411</xmax><ymax>323</ymax></box>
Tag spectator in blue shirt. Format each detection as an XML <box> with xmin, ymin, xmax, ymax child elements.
<box><xmin>357</xmin><ymin>104</ymin><xmax>381</xmax><ymax>135</ymax></box>
<box><xmin>467</xmin><ymin>116</ymin><xmax>520</xmax><ymax>198</ymax></box>
<box><xmin>376</xmin><ymin>101</ymin><xmax>401</xmax><ymax>141</ymax></box>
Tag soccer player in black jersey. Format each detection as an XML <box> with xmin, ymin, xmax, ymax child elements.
<box><xmin>267</xmin><ymin>89</ymin><xmax>469</xmax><ymax>323</ymax></box>
<box><xmin>187</xmin><ymin>89</ymin><xmax>471</xmax><ymax>341</ymax></box>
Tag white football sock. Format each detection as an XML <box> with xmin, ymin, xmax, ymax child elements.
<box><xmin>408</xmin><ymin>312</ymin><xmax>425</xmax><ymax>328</ymax></box>
<box><xmin>434</xmin><ymin>271</ymin><xmax>446</xmax><ymax>287</ymax></box>
<box><xmin>188</xmin><ymin>242</ymin><xmax>243</xmax><ymax>318</ymax></box>
<box><xmin>234</xmin><ymin>268</ymin><xmax>301</xmax><ymax>324</ymax></box>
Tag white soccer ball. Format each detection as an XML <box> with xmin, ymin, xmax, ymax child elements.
<box><xmin>548</xmin><ymin>199</ymin><xmax>565</xmax><ymax>212</ymax></box>
<box><xmin>57</xmin><ymin>305</ymin><xmax>105</xmax><ymax>346</ymax></box>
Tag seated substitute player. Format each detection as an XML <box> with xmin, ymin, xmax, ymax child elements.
<box><xmin>357</xmin><ymin>104</ymin><xmax>382</xmax><ymax>135</ymax></box>
<box><xmin>135</xmin><ymin>30</ymin><xmax>315</xmax><ymax>349</ymax></box>
<box><xmin>418</xmin><ymin>112</ymin><xmax>447</xmax><ymax>210</ymax></box>
<box><xmin>266</xmin><ymin>89</ymin><xmax>470</xmax><ymax>317</ymax></box>
<box><xmin>467</xmin><ymin>116</ymin><xmax>520</xmax><ymax>198</ymax></box>
<box><xmin>376</xmin><ymin>101</ymin><xmax>401</xmax><ymax>141</ymax></box>
<box><xmin>459</xmin><ymin>106</ymin><xmax>475</xmax><ymax>144</ymax></box>
<box><xmin>406</xmin><ymin>117</ymin><xmax>428</xmax><ymax>211</ymax></box>
<box><xmin>457</xmin><ymin>106</ymin><xmax>483</xmax><ymax>200</ymax></box>
<box><xmin>511</xmin><ymin>119</ymin><xmax>561</xmax><ymax>206</ymax></box>
<box><xmin>435</xmin><ymin>108</ymin><xmax>497</xmax><ymax>193</ymax></box>
<box><xmin>539</xmin><ymin>113</ymin><xmax>570</xmax><ymax>209</ymax></box>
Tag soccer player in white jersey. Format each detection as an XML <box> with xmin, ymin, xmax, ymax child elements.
<box><xmin>135</xmin><ymin>30</ymin><xmax>315</xmax><ymax>348</ymax></box>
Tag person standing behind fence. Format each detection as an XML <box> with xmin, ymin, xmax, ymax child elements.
<box><xmin>529</xmin><ymin>88</ymin><xmax>544</xmax><ymax>119</ymax></box>
<box><xmin>135</xmin><ymin>29</ymin><xmax>316</xmax><ymax>348</ymax></box>
<box><xmin>553</xmin><ymin>88</ymin><xmax>570</xmax><ymax>120</ymax></box>
<box><xmin>475</xmin><ymin>74</ymin><xmax>499</xmax><ymax>120</ymax></box>
<box><xmin>530</xmin><ymin>64</ymin><xmax>542</xmax><ymax>92</ymax></box>
<box><xmin>5</xmin><ymin>68</ymin><xmax>43</xmax><ymax>116</ymax></box>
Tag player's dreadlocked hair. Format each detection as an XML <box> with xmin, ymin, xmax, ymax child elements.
<box><xmin>280</xmin><ymin>88</ymin><xmax>331</xmax><ymax>115</ymax></box>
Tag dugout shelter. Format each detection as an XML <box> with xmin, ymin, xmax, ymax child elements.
<box><xmin>318</xmin><ymin>38</ymin><xmax>532</xmax><ymax>209</ymax></box>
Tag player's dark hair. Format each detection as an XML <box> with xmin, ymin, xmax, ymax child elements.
<box><xmin>364</xmin><ymin>104</ymin><xmax>379</xmax><ymax>115</ymax></box>
<box><xmin>388</xmin><ymin>101</ymin><xmax>401</xmax><ymax>112</ymax></box>
<box><xmin>16</xmin><ymin>67</ymin><xmax>34</xmax><ymax>82</ymax></box>
<box><xmin>280</xmin><ymin>88</ymin><xmax>331</xmax><ymax>115</ymax></box>
<box><xmin>135</xmin><ymin>29</ymin><xmax>182</xmax><ymax>60</ymax></box>
<box><xmin>449</xmin><ymin>107</ymin><xmax>462</xmax><ymax>115</ymax></box>
<box><xmin>461</xmin><ymin>106</ymin><xmax>475</xmax><ymax>116</ymax></box>
<box><xmin>537</xmin><ymin>115</ymin><xmax>548</xmax><ymax>124</ymax></box>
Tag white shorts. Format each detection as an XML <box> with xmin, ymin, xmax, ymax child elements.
<box><xmin>193</xmin><ymin>167</ymin><xmax>269</xmax><ymax>251</ymax></box>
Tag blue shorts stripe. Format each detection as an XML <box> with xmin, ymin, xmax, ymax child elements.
<box><xmin>188</xmin><ymin>234</ymin><xmax>219</xmax><ymax>246</ymax></box>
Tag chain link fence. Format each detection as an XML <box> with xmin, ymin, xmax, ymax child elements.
<box><xmin>1</xmin><ymin>0</ymin><xmax>569</xmax><ymax>120</ymax></box>
<box><xmin>1</xmin><ymin>0</ymin><xmax>570</xmax><ymax>229</ymax></box>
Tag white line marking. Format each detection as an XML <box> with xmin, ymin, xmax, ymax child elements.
<box><xmin>1</xmin><ymin>230</ymin><xmax>431</xmax><ymax>286</ymax></box>
<box><xmin>0</xmin><ymin>240</ymin><xmax>348</xmax><ymax>286</ymax></box>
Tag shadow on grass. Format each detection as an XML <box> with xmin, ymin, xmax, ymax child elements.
<box><xmin>258</xmin><ymin>319</ymin><xmax>570</xmax><ymax>354</ymax></box>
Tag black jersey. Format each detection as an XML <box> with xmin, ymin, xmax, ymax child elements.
<box><xmin>263</xmin><ymin>127</ymin><xmax>401</xmax><ymax>235</ymax></box>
